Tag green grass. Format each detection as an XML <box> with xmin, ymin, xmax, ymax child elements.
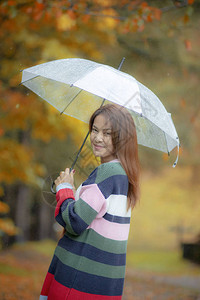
<box><xmin>127</xmin><ymin>250</ymin><xmax>200</xmax><ymax>275</ymax></box>
<box><xmin>0</xmin><ymin>240</ymin><xmax>56</xmax><ymax>276</ymax></box>
<box><xmin>0</xmin><ymin>263</ymin><xmax>29</xmax><ymax>276</ymax></box>
<box><xmin>17</xmin><ymin>239</ymin><xmax>56</xmax><ymax>257</ymax></box>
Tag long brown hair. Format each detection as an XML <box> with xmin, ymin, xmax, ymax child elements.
<box><xmin>89</xmin><ymin>104</ymin><xmax>140</xmax><ymax>209</ymax></box>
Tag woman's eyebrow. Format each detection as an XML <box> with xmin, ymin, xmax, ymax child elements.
<box><xmin>93</xmin><ymin>124</ymin><xmax>112</xmax><ymax>130</ymax></box>
<box><xmin>103</xmin><ymin>128</ymin><xmax>112</xmax><ymax>131</ymax></box>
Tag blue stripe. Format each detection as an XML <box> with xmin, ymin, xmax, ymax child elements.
<box><xmin>82</xmin><ymin>164</ymin><xmax>128</xmax><ymax>198</ymax></box>
<box><xmin>98</xmin><ymin>175</ymin><xmax>129</xmax><ymax>198</ymax></box>
<box><xmin>82</xmin><ymin>168</ymin><xmax>97</xmax><ymax>186</ymax></box>
<box><xmin>59</xmin><ymin>199</ymin><xmax>89</xmax><ymax>235</ymax></box>
<box><xmin>55</xmin><ymin>198</ymin><xmax>74</xmax><ymax>228</ymax></box>
<box><xmin>48</xmin><ymin>254</ymin><xmax>58</xmax><ymax>274</ymax></box>
<box><xmin>58</xmin><ymin>235</ymin><xmax>126</xmax><ymax>266</ymax></box>
<box><xmin>49</xmin><ymin>255</ymin><xmax>124</xmax><ymax>296</ymax></box>
<box><xmin>55</xmin><ymin>212</ymin><xmax>66</xmax><ymax>227</ymax></box>
<box><xmin>67</xmin><ymin>201</ymin><xmax>89</xmax><ymax>235</ymax></box>
<box><xmin>60</xmin><ymin>198</ymin><xmax>74</xmax><ymax>212</ymax></box>
<box><xmin>103</xmin><ymin>213</ymin><xmax>130</xmax><ymax>224</ymax></box>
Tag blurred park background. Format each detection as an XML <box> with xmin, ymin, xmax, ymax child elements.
<box><xmin>0</xmin><ymin>0</ymin><xmax>200</xmax><ymax>299</ymax></box>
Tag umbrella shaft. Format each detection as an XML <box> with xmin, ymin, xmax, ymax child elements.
<box><xmin>51</xmin><ymin>57</ymin><xmax>126</xmax><ymax>194</ymax></box>
<box><xmin>71</xmin><ymin>131</ymin><xmax>90</xmax><ymax>170</ymax></box>
<box><xmin>118</xmin><ymin>57</ymin><xmax>125</xmax><ymax>71</ymax></box>
<box><xmin>70</xmin><ymin>57</ymin><xmax>126</xmax><ymax>170</ymax></box>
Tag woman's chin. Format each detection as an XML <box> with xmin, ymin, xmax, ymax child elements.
<box><xmin>92</xmin><ymin>149</ymin><xmax>103</xmax><ymax>157</ymax></box>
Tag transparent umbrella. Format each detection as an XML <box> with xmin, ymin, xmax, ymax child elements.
<box><xmin>21</xmin><ymin>57</ymin><xmax>180</xmax><ymax>172</ymax></box>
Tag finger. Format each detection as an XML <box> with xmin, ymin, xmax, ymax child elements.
<box><xmin>64</xmin><ymin>168</ymin><xmax>70</xmax><ymax>174</ymax></box>
<box><xmin>71</xmin><ymin>170</ymin><xmax>76</xmax><ymax>178</ymax></box>
<box><xmin>55</xmin><ymin>175</ymin><xmax>60</xmax><ymax>181</ymax></box>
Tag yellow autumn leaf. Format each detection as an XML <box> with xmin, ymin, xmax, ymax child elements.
<box><xmin>0</xmin><ymin>201</ymin><xmax>10</xmax><ymax>214</ymax></box>
<box><xmin>0</xmin><ymin>218</ymin><xmax>19</xmax><ymax>236</ymax></box>
<box><xmin>97</xmin><ymin>8</ymin><xmax>118</xmax><ymax>30</ymax></box>
<box><xmin>0</xmin><ymin>139</ymin><xmax>36</xmax><ymax>184</ymax></box>
<box><xmin>57</xmin><ymin>14</ymin><xmax>76</xmax><ymax>31</ymax></box>
<box><xmin>0</xmin><ymin>186</ymin><xmax>4</xmax><ymax>196</ymax></box>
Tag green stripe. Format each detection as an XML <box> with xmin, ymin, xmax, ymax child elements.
<box><xmin>74</xmin><ymin>198</ymin><xmax>98</xmax><ymax>225</ymax></box>
<box><xmin>95</xmin><ymin>162</ymin><xmax>126</xmax><ymax>184</ymax></box>
<box><xmin>62</xmin><ymin>202</ymin><xmax>77</xmax><ymax>235</ymax></box>
<box><xmin>55</xmin><ymin>246</ymin><xmax>125</xmax><ymax>279</ymax></box>
<box><xmin>62</xmin><ymin>198</ymin><xmax>98</xmax><ymax>234</ymax></box>
<box><xmin>65</xmin><ymin>229</ymin><xmax>127</xmax><ymax>254</ymax></box>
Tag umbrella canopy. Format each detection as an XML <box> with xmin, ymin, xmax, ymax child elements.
<box><xmin>21</xmin><ymin>58</ymin><xmax>180</xmax><ymax>166</ymax></box>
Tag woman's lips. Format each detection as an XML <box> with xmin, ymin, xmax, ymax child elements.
<box><xmin>93</xmin><ymin>144</ymin><xmax>104</xmax><ymax>151</ymax></box>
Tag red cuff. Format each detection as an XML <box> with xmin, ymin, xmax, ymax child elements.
<box><xmin>55</xmin><ymin>188</ymin><xmax>75</xmax><ymax>217</ymax></box>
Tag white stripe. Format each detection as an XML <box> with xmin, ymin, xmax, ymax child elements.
<box><xmin>56</xmin><ymin>182</ymin><xmax>73</xmax><ymax>192</ymax></box>
<box><xmin>106</xmin><ymin>195</ymin><xmax>131</xmax><ymax>217</ymax></box>
<box><xmin>75</xmin><ymin>184</ymin><xmax>82</xmax><ymax>201</ymax></box>
<box><xmin>39</xmin><ymin>296</ymin><xmax>48</xmax><ymax>300</ymax></box>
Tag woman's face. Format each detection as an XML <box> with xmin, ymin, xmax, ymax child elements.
<box><xmin>90</xmin><ymin>114</ymin><xmax>116</xmax><ymax>163</ymax></box>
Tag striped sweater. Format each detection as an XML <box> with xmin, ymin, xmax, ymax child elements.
<box><xmin>40</xmin><ymin>160</ymin><xmax>131</xmax><ymax>300</ymax></box>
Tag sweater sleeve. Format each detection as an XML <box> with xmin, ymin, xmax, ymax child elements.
<box><xmin>55</xmin><ymin>168</ymin><xmax>107</xmax><ymax>236</ymax></box>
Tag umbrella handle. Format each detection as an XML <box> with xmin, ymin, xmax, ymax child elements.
<box><xmin>51</xmin><ymin>181</ymin><xmax>56</xmax><ymax>194</ymax></box>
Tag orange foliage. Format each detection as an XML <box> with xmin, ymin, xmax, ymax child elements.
<box><xmin>141</xmin><ymin>2</ymin><xmax>148</xmax><ymax>9</ymax></box>
<box><xmin>0</xmin><ymin>139</ymin><xmax>35</xmax><ymax>184</ymax></box>
<box><xmin>0</xmin><ymin>0</ymin><xmax>176</xmax><ymax>36</ymax></box>
<box><xmin>57</xmin><ymin>13</ymin><xmax>76</xmax><ymax>31</ymax></box>
<box><xmin>0</xmin><ymin>243</ymin><xmax>50</xmax><ymax>299</ymax></box>
<box><xmin>162</xmin><ymin>153</ymin><xmax>169</xmax><ymax>161</ymax></box>
<box><xmin>154</xmin><ymin>8</ymin><xmax>162</xmax><ymax>21</ymax></box>
<box><xmin>184</xmin><ymin>39</ymin><xmax>192</xmax><ymax>51</ymax></box>
<box><xmin>0</xmin><ymin>80</ymin><xmax>88</xmax><ymax>190</ymax></box>
<box><xmin>183</xmin><ymin>14</ymin><xmax>190</xmax><ymax>24</ymax></box>
<box><xmin>7</xmin><ymin>0</ymin><xmax>16</xmax><ymax>6</ymax></box>
<box><xmin>180</xmin><ymin>98</ymin><xmax>186</xmax><ymax>109</ymax></box>
<box><xmin>0</xmin><ymin>218</ymin><xmax>18</xmax><ymax>236</ymax></box>
<box><xmin>0</xmin><ymin>274</ymin><xmax>38</xmax><ymax>300</ymax></box>
<box><xmin>0</xmin><ymin>126</ymin><xmax>4</xmax><ymax>137</ymax></box>
<box><xmin>0</xmin><ymin>201</ymin><xmax>10</xmax><ymax>214</ymax></box>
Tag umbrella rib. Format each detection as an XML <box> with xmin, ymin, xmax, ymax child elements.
<box><xmin>20</xmin><ymin>75</ymin><xmax>40</xmax><ymax>85</ymax></box>
<box><xmin>164</xmin><ymin>131</ymin><xmax>170</xmax><ymax>155</ymax></box>
<box><xmin>60</xmin><ymin>89</ymin><xmax>82</xmax><ymax>115</ymax></box>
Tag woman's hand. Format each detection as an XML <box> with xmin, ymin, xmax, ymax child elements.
<box><xmin>55</xmin><ymin>168</ymin><xmax>75</xmax><ymax>187</ymax></box>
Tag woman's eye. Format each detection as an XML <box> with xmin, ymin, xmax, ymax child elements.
<box><xmin>104</xmin><ymin>131</ymin><xmax>111</xmax><ymax>136</ymax></box>
<box><xmin>92</xmin><ymin>128</ymin><xmax>98</xmax><ymax>133</ymax></box>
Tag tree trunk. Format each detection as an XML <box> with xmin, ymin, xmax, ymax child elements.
<box><xmin>15</xmin><ymin>184</ymin><xmax>30</xmax><ymax>242</ymax></box>
<box><xmin>39</xmin><ymin>200</ymin><xmax>55</xmax><ymax>240</ymax></box>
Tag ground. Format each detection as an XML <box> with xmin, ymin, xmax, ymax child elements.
<box><xmin>0</xmin><ymin>241</ymin><xmax>199</xmax><ymax>300</ymax></box>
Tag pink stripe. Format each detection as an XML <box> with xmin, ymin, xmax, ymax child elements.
<box><xmin>79</xmin><ymin>184</ymin><xmax>106</xmax><ymax>215</ymax></box>
<box><xmin>88</xmin><ymin>217</ymin><xmax>130</xmax><ymax>241</ymax></box>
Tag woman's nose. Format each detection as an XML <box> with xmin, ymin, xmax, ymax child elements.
<box><xmin>95</xmin><ymin>131</ymin><xmax>103</xmax><ymax>142</ymax></box>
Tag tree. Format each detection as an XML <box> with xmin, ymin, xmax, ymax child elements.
<box><xmin>0</xmin><ymin>0</ymin><xmax>197</xmax><ymax>244</ymax></box>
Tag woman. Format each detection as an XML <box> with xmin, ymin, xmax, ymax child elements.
<box><xmin>40</xmin><ymin>104</ymin><xmax>140</xmax><ymax>300</ymax></box>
